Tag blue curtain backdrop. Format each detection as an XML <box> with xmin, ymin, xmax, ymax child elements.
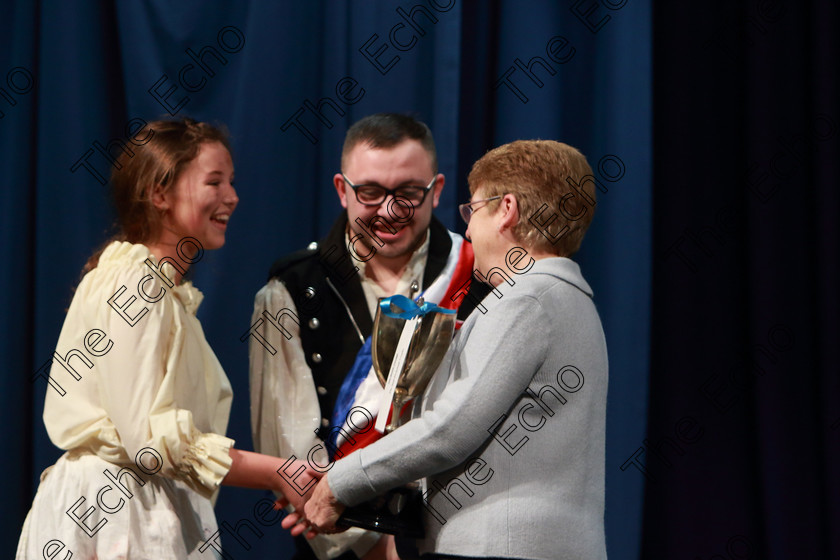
<box><xmin>0</xmin><ymin>1</ymin><xmax>651</xmax><ymax>559</ymax></box>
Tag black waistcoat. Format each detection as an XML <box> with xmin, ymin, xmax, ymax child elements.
<box><xmin>267</xmin><ymin>212</ymin><xmax>489</xmax><ymax>438</ymax></box>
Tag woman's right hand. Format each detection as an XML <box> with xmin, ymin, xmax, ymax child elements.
<box><xmin>272</xmin><ymin>456</ymin><xmax>325</xmax><ymax>512</ymax></box>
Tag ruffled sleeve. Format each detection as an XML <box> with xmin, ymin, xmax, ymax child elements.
<box><xmin>181</xmin><ymin>431</ymin><xmax>234</xmax><ymax>486</ymax></box>
<box><xmin>145</xmin><ymin>409</ymin><xmax>234</xmax><ymax>498</ymax></box>
<box><xmin>43</xmin><ymin>241</ymin><xmax>234</xmax><ymax>499</ymax></box>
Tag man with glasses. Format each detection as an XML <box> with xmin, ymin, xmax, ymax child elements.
<box><xmin>249</xmin><ymin>113</ymin><xmax>488</xmax><ymax>560</ymax></box>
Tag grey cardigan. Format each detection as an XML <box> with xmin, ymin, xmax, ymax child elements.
<box><xmin>328</xmin><ymin>257</ymin><xmax>608</xmax><ymax>560</ymax></box>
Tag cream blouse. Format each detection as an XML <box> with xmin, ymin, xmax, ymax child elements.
<box><xmin>43</xmin><ymin>240</ymin><xmax>234</xmax><ymax>497</ymax></box>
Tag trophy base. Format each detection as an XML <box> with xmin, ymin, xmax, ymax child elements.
<box><xmin>336</xmin><ymin>486</ymin><xmax>426</xmax><ymax>539</ymax></box>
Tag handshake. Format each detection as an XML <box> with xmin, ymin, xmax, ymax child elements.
<box><xmin>270</xmin><ymin>458</ymin><xmax>401</xmax><ymax>560</ymax></box>
<box><xmin>272</xmin><ymin>457</ymin><xmax>344</xmax><ymax>539</ymax></box>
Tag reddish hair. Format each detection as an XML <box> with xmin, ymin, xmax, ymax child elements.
<box><xmin>83</xmin><ymin>118</ymin><xmax>230</xmax><ymax>273</ymax></box>
<box><xmin>468</xmin><ymin>140</ymin><xmax>596</xmax><ymax>257</ymax></box>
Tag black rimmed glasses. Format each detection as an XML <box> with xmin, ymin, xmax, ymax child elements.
<box><xmin>459</xmin><ymin>196</ymin><xmax>502</xmax><ymax>224</ymax></box>
<box><xmin>342</xmin><ymin>173</ymin><xmax>436</xmax><ymax>207</ymax></box>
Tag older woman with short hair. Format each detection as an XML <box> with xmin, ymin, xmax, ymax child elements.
<box><xmin>298</xmin><ymin>140</ymin><xmax>608</xmax><ymax>560</ymax></box>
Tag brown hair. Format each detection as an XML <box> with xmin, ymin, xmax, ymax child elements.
<box><xmin>468</xmin><ymin>140</ymin><xmax>596</xmax><ymax>257</ymax></box>
<box><xmin>83</xmin><ymin>118</ymin><xmax>230</xmax><ymax>273</ymax></box>
<box><xmin>341</xmin><ymin>113</ymin><xmax>437</xmax><ymax>172</ymax></box>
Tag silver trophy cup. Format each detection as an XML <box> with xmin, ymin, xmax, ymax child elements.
<box><xmin>372</xmin><ymin>297</ymin><xmax>456</xmax><ymax>431</ymax></box>
<box><xmin>337</xmin><ymin>297</ymin><xmax>456</xmax><ymax>537</ymax></box>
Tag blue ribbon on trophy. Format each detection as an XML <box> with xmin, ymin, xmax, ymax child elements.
<box><xmin>379</xmin><ymin>294</ymin><xmax>456</xmax><ymax>320</ymax></box>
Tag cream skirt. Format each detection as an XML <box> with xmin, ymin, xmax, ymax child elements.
<box><xmin>16</xmin><ymin>451</ymin><xmax>221</xmax><ymax>559</ymax></box>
